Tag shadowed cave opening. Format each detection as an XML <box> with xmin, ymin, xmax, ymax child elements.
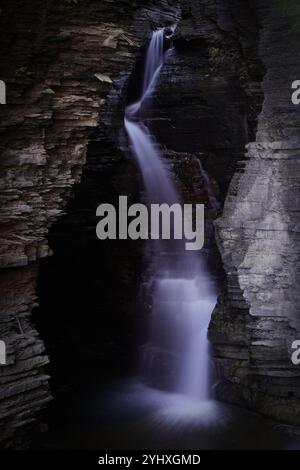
<box><xmin>33</xmin><ymin>128</ymin><xmax>145</xmax><ymax>386</ymax></box>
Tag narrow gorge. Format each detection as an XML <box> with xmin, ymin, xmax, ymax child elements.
<box><xmin>0</xmin><ymin>0</ymin><xmax>300</xmax><ymax>450</ymax></box>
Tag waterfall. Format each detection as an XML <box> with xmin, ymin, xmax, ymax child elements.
<box><xmin>124</xmin><ymin>28</ymin><xmax>217</xmax><ymax>401</ymax></box>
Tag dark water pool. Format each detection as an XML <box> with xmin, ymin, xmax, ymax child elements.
<box><xmin>33</xmin><ymin>378</ymin><xmax>300</xmax><ymax>450</ymax></box>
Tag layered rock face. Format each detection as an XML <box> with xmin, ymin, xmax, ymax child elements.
<box><xmin>0</xmin><ymin>0</ymin><xmax>159</xmax><ymax>449</ymax></box>
<box><xmin>0</xmin><ymin>0</ymin><xmax>183</xmax><ymax>449</ymax></box>
<box><xmin>143</xmin><ymin>0</ymin><xmax>264</xmax><ymax>281</ymax></box>
<box><xmin>209</xmin><ymin>0</ymin><xmax>300</xmax><ymax>424</ymax></box>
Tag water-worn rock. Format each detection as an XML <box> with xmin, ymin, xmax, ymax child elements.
<box><xmin>0</xmin><ymin>0</ymin><xmax>185</xmax><ymax>449</ymax></box>
<box><xmin>209</xmin><ymin>0</ymin><xmax>300</xmax><ymax>424</ymax></box>
<box><xmin>0</xmin><ymin>0</ymin><xmax>159</xmax><ymax>449</ymax></box>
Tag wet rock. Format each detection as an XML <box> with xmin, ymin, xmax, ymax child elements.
<box><xmin>209</xmin><ymin>0</ymin><xmax>300</xmax><ymax>424</ymax></box>
<box><xmin>0</xmin><ymin>0</ymin><xmax>155</xmax><ymax>449</ymax></box>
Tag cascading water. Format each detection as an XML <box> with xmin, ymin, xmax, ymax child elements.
<box><xmin>125</xmin><ymin>27</ymin><xmax>217</xmax><ymax>401</ymax></box>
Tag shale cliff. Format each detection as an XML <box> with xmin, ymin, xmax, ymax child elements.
<box><xmin>209</xmin><ymin>1</ymin><xmax>300</xmax><ymax>424</ymax></box>
<box><xmin>0</xmin><ymin>0</ymin><xmax>168</xmax><ymax>449</ymax></box>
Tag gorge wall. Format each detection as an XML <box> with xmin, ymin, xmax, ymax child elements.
<box><xmin>209</xmin><ymin>0</ymin><xmax>300</xmax><ymax>425</ymax></box>
<box><xmin>0</xmin><ymin>0</ymin><xmax>299</xmax><ymax>448</ymax></box>
<box><xmin>0</xmin><ymin>0</ymin><xmax>154</xmax><ymax>448</ymax></box>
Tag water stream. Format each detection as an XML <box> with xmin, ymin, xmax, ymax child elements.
<box><xmin>125</xmin><ymin>28</ymin><xmax>217</xmax><ymax>401</ymax></box>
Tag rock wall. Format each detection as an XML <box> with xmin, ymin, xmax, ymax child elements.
<box><xmin>209</xmin><ymin>0</ymin><xmax>300</xmax><ymax>424</ymax></box>
<box><xmin>142</xmin><ymin>0</ymin><xmax>264</xmax><ymax>288</ymax></box>
<box><xmin>0</xmin><ymin>0</ymin><xmax>185</xmax><ymax>449</ymax></box>
<box><xmin>0</xmin><ymin>0</ymin><xmax>166</xmax><ymax>449</ymax></box>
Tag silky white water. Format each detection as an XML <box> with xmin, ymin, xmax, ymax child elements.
<box><xmin>124</xmin><ymin>28</ymin><xmax>217</xmax><ymax>400</ymax></box>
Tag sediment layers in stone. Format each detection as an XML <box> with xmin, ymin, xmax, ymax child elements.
<box><xmin>209</xmin><ymin>0</ymin><xmax>300</xmax><ymax>424</ymax></box>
